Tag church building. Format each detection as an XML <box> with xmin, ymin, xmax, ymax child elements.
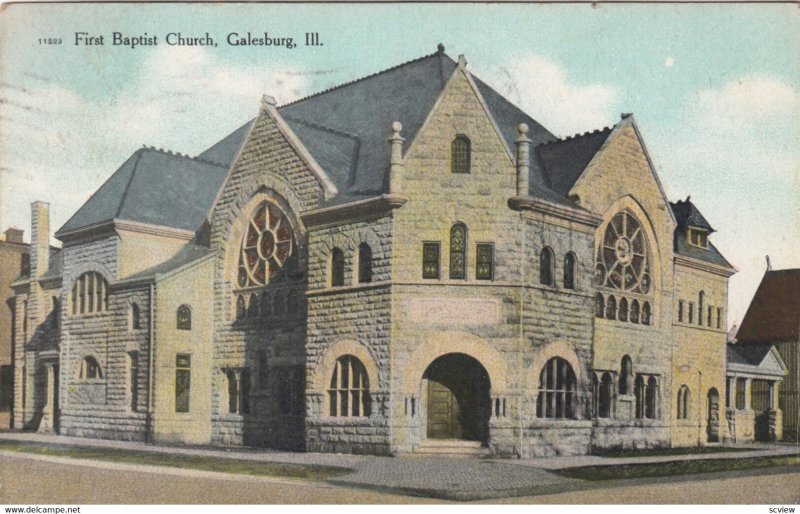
<box><xmin>11</xmin><ymin>46</ymin><xmax>737</xmax><ymax>456</ymax></box>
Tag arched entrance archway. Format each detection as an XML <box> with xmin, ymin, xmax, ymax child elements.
<box><xmin>423</xmin><ymin>353</ymin><xmax>491</xmax><ymax>443</ymax></box>
<box><xmin>707</xmin><ymin>388</ymin><xmax>720</xmax><ymax>443</ymax></box>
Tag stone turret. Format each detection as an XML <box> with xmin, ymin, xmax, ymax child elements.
<box><xmin>389</xmin><ymin>121</ymin><xmax>405</xmax><ymax>195</ymax></box>
<box><xmin>514</xmin><ymin>123</ymin><xmax>531</xmax><ymax>197</ymax></box>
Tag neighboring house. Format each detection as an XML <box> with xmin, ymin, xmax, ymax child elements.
<box><xmin>735</xmin><ymin>268</ymin><xmax>800</xmax><ymax>441</ymax></box>
<box><xmin>0</xmin><ymin>228</ymin><xmax>30</xmax><ymax>428</ymax></box>
<box><xmin>12</xmin><ymin>46</ymin><xmax>735</xmax><ymax>456</ymax></box>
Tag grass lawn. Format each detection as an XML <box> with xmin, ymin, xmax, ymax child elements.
<box><xmin>594</xmin><ymin>446</ymin><xmax>753</xmax><ymax>458</ymax></box>
<box><xmin>0</xmin><ymin>440</ymin><xmax>350</xmax><ymax>481</ymax></box>
<box><xmin>555</xmin><ymin>455</ymin><xmax>800</xmax><ymax>481</ymax></box>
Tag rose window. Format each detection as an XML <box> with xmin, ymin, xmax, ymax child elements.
<box><xmin>236</xmin><ymin>201</ymin><xmax>294</xmax><ymax>288</ymax></box>
<box><xmin>595</xmin><ymin>211</ymin><xmax>651</xmax><ymax>294</ymax></box>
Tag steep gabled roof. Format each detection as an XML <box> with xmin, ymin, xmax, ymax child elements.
<box><xmin>671</xmin><ymin>197</ymin><xmax>714</xmax><ymax>232</ymax></box>
<box><xmin>58</xmin><ymin>148</ymin><xmax>230</xmax><ymax>236</ymax></box>
<box><xmin>726</xmin><ymin>342</ymin><xmax>787</xmax><ymax>378</ymax></box>
<box><xmin>737</xmin><ymin>268</ymin><xmax>800</xmax><ymax>342</ymax></box>
<box><xmin>532</xmin><ymin>127</ymin><xmax>613</xmax><ymax>196</ymax></box>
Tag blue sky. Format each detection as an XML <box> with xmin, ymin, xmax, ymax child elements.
<box><xmin>1</xmin><ymin>3</ymin><xmax>797</xmax><ymax>324</ymax></box>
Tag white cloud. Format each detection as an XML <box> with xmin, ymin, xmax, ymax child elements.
<box><xmin>664</xmin><ymin>57</ymin><xmax>674</xmax><ymax>68</ymax></box>
<box><xmin>483</xmin><ymin>54</ymin><xmax>619</xmax><ymax>137</ymax></box>
<box><xmin>0</xmin><ymin>46</ymin><xmax>311</xmax><ymax>236</ymax></box>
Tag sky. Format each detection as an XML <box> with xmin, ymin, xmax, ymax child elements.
<box><xmin>0</xmin><ymin>3</ymin><xmax>797</xmax><ymax>326</ymax></box>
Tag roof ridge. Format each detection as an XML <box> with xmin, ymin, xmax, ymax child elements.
<box><xmin>115</xmin><ymin>148</ymin><xmax>144</xmax><ymax>218</ymax></box>
<box><xmin>278</xmin><ymin>50</ymin><xmax>447</xmax><ymax>109</ymax></box>
<box><xmin>140</xmin><ymin>145</ymin><xmax>228</xmax><ymax>169</ymax></box>
<box><xmin>532</xmin><ymin>125</ymin><xmax>613</xmax><ymax>149</ymax></box>
<box><xmin>281</xmin><ymin>114</ymin><xmax>362</xmax><ymax>142</ymax></box>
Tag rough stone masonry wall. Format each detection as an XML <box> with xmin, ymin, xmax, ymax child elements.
<box><xmin>57</xmin><ymin>235</ymin><xmax>150</xmax><ymax>440</ymax></box>
<box><xmin>208</xmin><ymin>108</ymin><xmax>324</xmax><ymax>449</ymax></box>
<box><xmin>518</xmin><ymin>216</ymin><xmax>596</xmax><ymax>457</ymax></box>
<box><xmin>305</xmin><ymin>216</ymin><xmax>393</xmax><ymax>455</ymax></box>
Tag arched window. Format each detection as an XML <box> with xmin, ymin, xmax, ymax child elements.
<box><xmin>235</xmin><ymin>295</ymin><xmax>246</xmax><ymax>320</ymax></box>
<box><xmin>645</xmin><ymin>376</ymin><xmax>659</xmax><ymax>419</ymax></box>
<box><xmin>539</xmin><ymin>247</ymin><xmax>554</xmax><ymax>286</ymax></box>
<box><xmin>634</xmin><ymin>375</ymin><xmax>645</xmax><ymax>418</ymax></box>
<box><xmin>246</xmin><ymin>294</ymin><xmax>259</xmax><ymax>318</ymax></box>
<box><xmin>449</xmin><ymin>223</ymin><xmax>467</xmax><ymax>280</ymax></box>
<box><xmin>605</xmin><ymin>295</ymin><xmax>617</xmax><ymax>320</ymax></box>
<box><xmin>620</xmin><ymin>356</ymin><xmax>633</xmax><ymax>395</ymax></box>
<box><xmin>177</xmin><ymin>304</ymin><xmax>192</xmax><ymax>330</ymax></box>
<box><xmin>329</xmin><ymin>355</ymin><xmax>370</xmax><ymax>417</ymax></box>
<box><xmin>630</xmin><ymin>300</ymin><xmax>640</xmax><ymax>324</ymax></box>
<box><xmin>129</xmin><ymin>303</ymin><xmax>140</xmax><ymax>330</ymax></box>
<box><xmin>79</xmin><ymin>356</ymin><xmax>102</xmax><ymax>380</ymax></box>
<box><xmin>451</xmin><ymin>135</ymin><xmax>471</xmax><ymax>174</ymax></box>
<box><xmin>595</xmin><ymin>293</ymin><xmax>605</xmax><ymax>318</ymax></box>
<box><xmin>618</xmin><ymin>297</ymin><xmax>628</xmax><ymax>322</ymax></box>
<box><xmin>595</xmin><ymin>210</ymin><xmax>651</xmax><ymax>294</ymax></box>
<box><xmin>128</xmin><ymin>352</ymin><xmax>139</xmax><ymax>411</ymax></box>
<box><xmin>358</xmin><ymin>243</ymin><xmax>373</xmax><ymax>284</ymax></box>
<box><xmin>598</xmin><ymin>372</ymin><xmax>613</xmax><ymax>418</ymax></box>
<box><xmin>331</xmin><ymin>247</ymin><xmax>345</xmax><ymax>287</ymax></box>
<box><xmin>677</xmin><ymin>385</ymin><xmax>690</xmax><ymax>420</ymax></box>
<box><xmin>536</xmin><ymin>357</ymin><xmax>577</xmax><ymax>419</ymax></box>
<box><xmin>563</xmin><ymin>252</ymin><xmax>577</xmax><ymax>290</ymax></box>
<box><xmin>698</xmin><ymin>291</ymin><xmax>705</xmax><ymax>326</ymax></box>
<box><xmin>70</xmin><ymin>272</ymin><xmax>109</xmax><ymax>316</ymax></box>
<box><xmin>641</xmin><ymin>302</ymin><xmax>651</xmax><ymax>325</ymax></box>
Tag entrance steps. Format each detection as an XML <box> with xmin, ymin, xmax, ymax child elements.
<box><xmin>412</xmin><ymin>439</ymin><xmax>492</xmax><ymax>457</ymax></box>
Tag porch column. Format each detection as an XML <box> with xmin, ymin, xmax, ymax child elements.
<box><xmin>726</xmin><ymin>376</ymin><xmax>735</xmax><ymax>408</ymax></box>
<box><xmin>744</xmin><ymin>378</ymin><xmax>752</xmax><ymax>410</ymax></box>
<box><xmin>38</xmin><ymin>363</ymin><xmax>55</xmax><ymax>433</ymax></box>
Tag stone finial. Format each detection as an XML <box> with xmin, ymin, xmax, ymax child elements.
<box><xmin>261</xmin><ymin>94</ymin><xmax>277</xmax><ymax>110</ymax></box>
<box><xmin>766</xmin><ymin>255</ymin><xmax>772</xmax><ymax>271</ymax></box>
<box><xmin>389</xmin><ymin>121</ymin><xmax>405</xmax><ymax>195</ymax></box>
<box><xmin>437</xmin><ymin>43</ymin><xmax>445</xmax><ymax>54</ymax></box>
<box><xmin>515</xmin><ymin>123</ymin><xmax>532</xmax><ymax>197</ymax></box>
<box><xmin>458</xmin><ymin>54</ymin><xmax>468</xmax><ymax>67</ymax></box>
<box><xmin>621</xmin><ymin>112</ymin><xmax>632</xmax><ymax>119</ymax></box>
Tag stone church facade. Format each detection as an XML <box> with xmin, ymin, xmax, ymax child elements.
<box><xmin>11</xmin><ymin>46</ymin><xmax>736</xmax><ymax>456</ymax></box>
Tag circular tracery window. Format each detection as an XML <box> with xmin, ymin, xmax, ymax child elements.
<box><xmin>595</xmin><ymin>211</ymin><xmax>651</xmax><ymax>294</ymax></box>
<box><xmin>236</xmin><ymin>201</ymin><xmax>294</xmax><ymax>288</ymax></box>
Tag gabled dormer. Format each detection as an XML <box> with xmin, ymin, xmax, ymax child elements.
<box><xmin>669</xmin><ymin>196</ymin><xmax>733</xmax><ymax>272</ymax></box>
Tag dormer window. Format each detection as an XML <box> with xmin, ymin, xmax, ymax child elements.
<box><xmin>688</xmin><ymin>229</ymin><xmax>708</xmax><ymax>248</ymax></box>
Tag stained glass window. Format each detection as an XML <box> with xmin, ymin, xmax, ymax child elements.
<box><xmin>177</xmin><ymin>304</ymin><xmax>191</xmax><ymax>330</ymax></box>
<box><xmin>595</xmin><ymin>211</ymin><xmax>651</xmax><ymax>294</ymax></box>
<box><xmin>450</xmin><ymin>223</ymin><xmax>467</xmax><ymax>279</ymax></box>
<box><xmin>451</xmin><ymin>135</ymin><xmax>470</xmax><ymax>174</ymax></box>
<box><xmin>422</xmin><ymin>242</ymin><xmax>440</xmax><ymax>279</ymax></box>
<box><xmin>236</xmin><ymin>201</ymin><xmax>294</xmax><ymax>290</ymax></box>
<box><xmin>476</xmin><ymin>243</ymin><xmax>494</xmax><ymax>280</ymax></box>
<box><xmin>175</xmin><ymin>354</ymin><xmax>191</xmax><ymax>413</ymax></box>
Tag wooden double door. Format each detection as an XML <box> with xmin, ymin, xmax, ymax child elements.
<box><xmin>424</xmin><ymin>353</ymin><xmax>490</xmax><ymax>442</ymax></box>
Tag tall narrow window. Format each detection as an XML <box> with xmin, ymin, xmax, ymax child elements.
<box><xmin>598</xmin><ymin>372</ymin><xmax>613</xmax><ymax>418</ymax></box>
<box><xmin>330</xmin><ymin>247</ymin><xmax>345</xmax><ymax>287</ymax></box>
<box><xmin>177</xmin><ymin>304</ymin><xmax>192</xmax><ymax>330</ymax></box>
<box><xmin>129</xmin><ymin>352</ymin><xmax>139</xmax><ymax>411</ymax></box>
<box><xmin>707</xmin><ymin>306</ymin><xmax>713</xmax><ymax>327</ymax></box>
<box><xmin>51</xmin><ymin>297</ymin><xmax>59</xmax><ymax>329</ymax></box>
<box><xmin>688</xmin><ymin>302</ymin><xmax>695</xmax><ymax>324</ymax></box>
<box><xmin>130</xmin><ymin>303</ymin><xmax>141</xmax><ymax>330</ymax></box>
<box><xmin>642</xmin><ymin>301</ymin><xmax>651</xmax><ymax>325</ymax></box>
<box><xmin>451</xmin><ymin>135</ymin><xmax>471</xmax><ymax>174</ymax></box>
<box><xmin>698</xmin><ymin>291</ymin><xmax>705</xmax><ymax>326</ymax></box>
<box><xmin>476</xmin><ymin>243</ymin><xmax>494</xmax><ymax>280</ymax></box>
<box><xmin>618</xmin><ymin>297</ymin><xmax>629</xmax><ymax>322</ymax></box>
<box><xmin>677</xmin><ymin>385</ymin><xmax>690</xmax><ymax>420</ymax></box>
<box><xmin>536</xmin><ymin>357</ymin><xmax>577</xmax><ymax>419</ymax></box>
<box><xmin>227</xmin><ymin>370</ymin><xmax>240</xmax><ymax>414</ymax></box>
<box><xmin>563</xmin><ymin>252</ymin><xmax>576</xmax><ymax>290</ymax></box>
<box><xmin>605</xmin><ymin>295</ymin><xmax>617</xmax><ymax>320</ymax></box>
<box><xmin>645</xmin><ymin>376</ymin><xmax>658</xmax><ymax>419</ymax></box>
<box><xmin>329</xmin><ymin>355</ymin><xmax>370</xmax><ymax>417</ymax></box>
<box><xmin>717</xmin><ymin>307</ymin><xmax>722</xmax><ymax>329</ymax></box>
<box><xmin>678</xmin><ymin>300</ymin><xmax>685</xmax><ymax>322</ymax></box>
<box><xmin>449</xmin><ymin>223</ymin><xmax>467</xmax><ymax>279</ymax></box>
<box><xmin>735</xmin><ymin>378</ymin><xmax>746</xmax><ymax>410</ymax></box>
<box><xmin>358</xmin><ymin>243</ymin><xmax>373</xmax><ymax>284</ymax></box>
<box><xmin>175</xmin><ymin>354</ymin><xmax>191</xmax><ymax>413</ymax></box>
<box><xmin>630</xmin><ymin>299</ymin><xmax>640</xmax><ymax>324</ymax></box>
<box><xmin>246</xmin><ymin>294</ymin><xmax>258</xmax><ymax>318</ymax></box>
<box><xmin>235</xmin><ymin>295</ymin><xmax>246</xmax><ymax>320</ymax></box>
<box><xmin>595</xmin><ymin>293</ymin><xmax>605</xmax><ymax>318</ymax></box>
<box><xmin>539</xmin><ymin>247</ymin><xmax>554</xmax><ymax>286</ymax></box>
<box><xmin>422</xmin><ymin>242</ymin><xmax>440</xmax><ymax>279</ymax></box>
<box><xmin>620</xmin><ymin>356</ymin><xmax>633</xmax><ymax>395</ymax></box>
<box><xmin>634</xmin><ymin>375</ymin><xmax>645</xmax><ymax>418</ymax></box>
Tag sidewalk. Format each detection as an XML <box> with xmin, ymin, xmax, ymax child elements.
<box><xmin>0</xmin><ymin>432</ymin><xmax>797</xmax><ymax>501</ymax></box>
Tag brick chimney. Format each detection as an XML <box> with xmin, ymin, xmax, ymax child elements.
<box><xmin>31</xmin><ymin>201</ymin><xmax>50</xmax><ymax>278</ymax></box>
<box><xmin>4</xmin><ymin>227</ymin><xmax>24</xmax><ymax>244</ymax></box>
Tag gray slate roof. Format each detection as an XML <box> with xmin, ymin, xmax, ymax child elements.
<box><xmin>532</xmin><ymin>127</ymin><xmax>613</xmax><ymax>199</ymax></box>
<box><xmin>58</xmin><ymin>148</ymin><xmax>230</xmax><ymax>235</ymax></box>
<box><xmin>727</xmin><ymin>342</ymin><xmax>772</xmax><ymax>366</ymax></box>
<box><xmin>669</xmin><ymin>200</ymin><xmax>732</xmax><ymax>268</ymax></box>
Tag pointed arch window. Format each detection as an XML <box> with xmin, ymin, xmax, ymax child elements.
<box><xmin>451</xmin><ymin>135</ymin><xmax>471</xmax><ymax>174</ymax></box>
<box><xmin>539</xmin><ymin>247</ymin><xmax>554</xmax><ymax>286</ymax></box>
<box><xmin>449</xmin><ymin>223</ymin><xmax>467</xmax><ymax>280</ymax></box>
